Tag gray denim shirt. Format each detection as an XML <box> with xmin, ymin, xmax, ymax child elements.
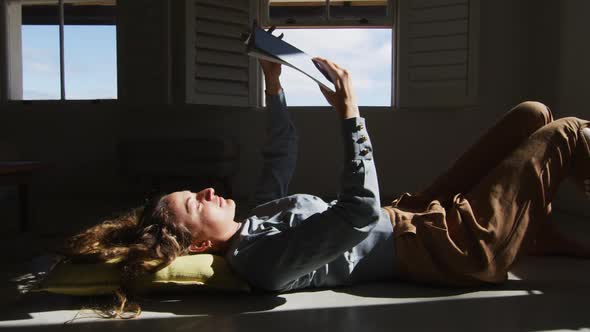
<box><xmin>225</xmin><ymin>90</ymin><xmax>395</xmax><ymax>292</ymax></box>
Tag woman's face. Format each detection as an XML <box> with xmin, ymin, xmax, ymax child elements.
<box><xmin>165</xmin><ymin>188</ymin><xmax>238</xmax><ymax>246</ymax></box>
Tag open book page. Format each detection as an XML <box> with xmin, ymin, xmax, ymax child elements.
<box><xmin>245</xmin><ymin>27</ymin><xmax>335</xmax><ymax>92</ymax></box>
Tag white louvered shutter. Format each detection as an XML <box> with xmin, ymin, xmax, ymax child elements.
<box><xmin>185</xmin><ymin>0</ymin><xmax>258</xmax><ymax>106</ymax></box>
<box><xmin>397</xmin><ymin>0</ymin><xmax>480</xmax><ymax>108</ymax></box>
<box><xmin>2</xmin><ymin>1</ymin><xmax>23</xmax><ymax>101</ymax></box>
<box><xmin>0</xmin><ymin>1</ymin><xmax>5</xmax><ymax>102</ymax></box>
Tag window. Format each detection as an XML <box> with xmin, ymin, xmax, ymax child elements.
<box><xmin>265</xmin><ymin>28</ymin><xmax>392</xmax><ymax>107</ymax></box>
<box><xmin>184</xmin><ymin>0</ymin><xmax>478</xmax><ymax>108</ymax></box>
<box><xmin>260</xmin><ymin>0</ymin><xmax>393</xmax><ymax>107</ymax></box>
<box><xmin>262</xmin><ymin>0</ymin><xmax>481</xmax><ymax>109</ymax></box>
<box><xmin>183</xmin><ymin>0</ymin><xmax>392</xmax><ymax>107</ymax></box>
<box><xmin>6</xmin><ymin>0</ymin><xmax>117</xmax><ymax>101</ymax></box>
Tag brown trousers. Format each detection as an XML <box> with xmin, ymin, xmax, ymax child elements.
<box><xmin>383</xmin><ymin>102</ymin><xmax>590</xmax><ymax>286</ymax></box>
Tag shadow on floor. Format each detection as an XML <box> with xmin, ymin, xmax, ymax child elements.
<box><xmin>0</xmin><ymin>290</ymin><xmax>287</xmax><ymax>322</ymax></box>
<box><xmin>2</xmin><ymin>289</ymin><xmax>589</xmax><ymax>332</ymax></box>
<box><xmin>3</xmin><ymin>237</ymin><xmax>590</xmax><ymax>331</ymax></box>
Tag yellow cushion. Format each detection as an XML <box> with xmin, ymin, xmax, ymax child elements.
<box><xmin>35</xmin><ymin>254</ymin><xmax>250</xmax><ymax>296</ymax></box>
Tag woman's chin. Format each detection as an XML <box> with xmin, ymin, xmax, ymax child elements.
<box><xmin>225</xmin><ymin>198</ymin><xmax>236</xmax><ymax>209</ymax></box>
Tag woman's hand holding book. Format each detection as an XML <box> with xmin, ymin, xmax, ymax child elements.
<box><xmin>313</xmin><ymin>57</ymin><xmax>360</xmax><ymax>120</ymax></box>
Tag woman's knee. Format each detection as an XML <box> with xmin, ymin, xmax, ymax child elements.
<box><xmin>551</xmin><ymin>116</ymin><xmax>586</xmax><ymax>128</ymax></box>
<box><xmin>538</xmin><ymin>117</ymin><xmax>588</xmax><ymax>153</ymax></box>
<box><xmin>511</xmin><ymin>101</ymin><xmax>553</xmax><ymax>128</ymax></box>
<box><xmin>554</xmin><ymin>117</ymin><xmax>589</xmax><ymax>135</ymax></box>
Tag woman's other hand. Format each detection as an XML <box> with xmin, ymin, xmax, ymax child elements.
<box><xmin>259</xmin><ymin>59</ymin><xmax>282</xmax><ymax>95</ymax></box>
<box><xmin>313</xmin><ymin>57</ymin><xmax>360</xmax><ymax>119</ymax></box>
<box><xmin>259</xmin><ymin>58</ymin><xmax>281</xmax><ymax>79</ymax></box>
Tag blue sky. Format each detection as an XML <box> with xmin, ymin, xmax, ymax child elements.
<box><xmin>23</xmin><ymin>26</ymin><xmax>391</xmax><ymax>105</ymax></box>
<box><xmin>22</xmin><ymin>25</ymin><xmax>118</xmax><ymax>100</ymax></box>
<box><xmin>272</xmin><ymin>28</ymin><xmax>391</xmax><ymax>106</ymax></box>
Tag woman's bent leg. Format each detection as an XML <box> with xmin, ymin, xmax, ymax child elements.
<box><xmin>420</xmin><ymin>102</ymin><xmax>553</xmax><ymax>203</ymax></box>
<box><xmin>454</xmin><ymin>117</ymin><xmax>590</xmax><ymax>283</ymax></box>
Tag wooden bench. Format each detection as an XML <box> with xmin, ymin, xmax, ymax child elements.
<box><xmin>0</xmin><ymin>161</ymin><xmax>45</xmax><ymax>232</ymax></box>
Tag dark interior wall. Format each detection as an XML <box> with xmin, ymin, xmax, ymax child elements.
<box><xmin>550</xmin><ymin>0</ymin><xmax>590</xmax><ymax>216</ymax></box>
<box><xmin>557</xmin><ymin>0</ymin><xmax>590</xmax><ymax>117</ymax></box>
<box><xmin>117</xmin><ymin>0</ymin><xmax>171</xmax><ymax>104</ymax></box>
<box><xmin>0</xmin><ymin>0</ymin><xmax>573</xmax><ymax>224</ymax></box>
<box><xmin>525</xmin><ymin>0</ymin><xmax>561</xmax><ymax>107</ymax></box>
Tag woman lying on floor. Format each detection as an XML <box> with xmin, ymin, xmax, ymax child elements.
<box><xmin>62</xmin><ymin>56</ymin><xmax>590</xmax><ymax>316</ymax></box>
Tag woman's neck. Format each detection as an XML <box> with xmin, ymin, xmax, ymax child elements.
<box><xmin>211</xmin><ymin>221</ymin><xmax>242</xmax><ymax>254</ymax></box>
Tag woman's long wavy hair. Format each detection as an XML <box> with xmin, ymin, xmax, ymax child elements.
<box><xmin>58</xmin><ymin>193</ymin><xmax>194</xmax><ymax>319</ymax></box>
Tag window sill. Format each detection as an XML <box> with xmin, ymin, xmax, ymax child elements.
<box><xmin>253</xmin><ymin>106</ymin><xmax>395</xmax><ymax>113</ymax></box>
<box><xmin>6</xmin><ymin>99</ymin><xmax>118</xmax><ymax>105</ymax></box>
<box><xmin>1</xmin><ymin>99</ymin><xmax>119</xmax><ymax>112</ymax></box>
<box><xmin>252</xmin><ymin>105</ymin><xmax>480</xmax><ymax>113</ymax></box>
<box><xmin>264</xmin><ymin>20</ymin><xmax>393</xmax><ymax>28</ymax></box>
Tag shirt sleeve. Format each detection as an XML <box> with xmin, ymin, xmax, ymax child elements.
<box><xmin>231</xmin><ymin>117</ymin><xmax>382</xmax><ymax>292</ymax></box>
<box><xmin>253</xmin><ymin>90</ymin><xmax>299</xmax><ymax>206</ymax></box>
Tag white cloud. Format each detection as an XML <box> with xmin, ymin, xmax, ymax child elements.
<box><xmin>23</xmin><ymin>46</ymin><xmax>59</xmax><ymax>76</ymax></box>
<box><xmin>376</xmin><ymin>43</ymin><xmax>392</xmax><ymax>63</ymax></box>
<box><xmin>23</xmin><ymin>47</ymin><xmax>59</xmax><ymax>76</ymax></box>
<box><xmin>23</xmin><ymin>47</ymin><xmax>55</xmax><ymax>60</ymax></box>
<box><xmin>282</xmin><ymin>73</ymin><xmax>320</xmax><ymax>95</ymax></box>
<box><xmin>23</xmin><ymin>89</ymin><xmax>58</xmax><ymax>100</ymax></box>
<box><xmin>271</xmin><ymin>29</ymin><xmax>392</xmax><ymax>106</ymax></box>
<box><xmin>278</xmin><ymin>29</ymin><xmax>372</xmax><ymax>55</ymax></box>
<box><xmin>27</xmin><ymin>61</ymin><xmax>55</xmax><ymax>74</ymax></box>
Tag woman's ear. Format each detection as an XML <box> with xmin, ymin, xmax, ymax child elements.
<box><xmin>188</xmin><ymin>240</ymin><xmax>212</xmax><ymax>254</ymax></box>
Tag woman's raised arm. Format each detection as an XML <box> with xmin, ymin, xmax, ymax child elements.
<box><xmin>253</xmin><ymin>59</ymin><xmax>299</xmax><ymax>206</ymax></box>
<box><xmin>230</xmin><ymin>59</ymin><xmax>382</xmax><ymax>292</ymax></box>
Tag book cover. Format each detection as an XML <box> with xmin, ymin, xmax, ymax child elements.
<box><xmin>244</xmin><ymin>25</ymin><xmax>336</xmax><ymax>92</ymax></box>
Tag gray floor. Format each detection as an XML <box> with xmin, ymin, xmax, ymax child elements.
<box><xmin>2</xmin><ymin>256</ymin><xmax>590</xmax><ymax>332</ymax></box>
<box><xmin>1</xmin><ymin>196</ymin><xmax>590</xmax><ymax>331</ymax></box>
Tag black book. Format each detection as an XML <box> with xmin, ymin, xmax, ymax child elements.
<box><xmin>244</xmin><ymin>25</ymin><xmax>336</xmax><ymax>92</ymax></box>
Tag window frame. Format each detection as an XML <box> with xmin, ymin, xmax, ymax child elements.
<box><xmin>260</xmin><ymin>0</ymin><xmax>395</xmax><ymax>28</ymax></box>
<box><xmin>256</xmin><ymin>0</ymin><xmax>397</xmax><ymax>110</ymax></box>
<box><xmin>1</xmin><ymin>0</ymin><xmax>118</xmax><ymax>103</ymax></box>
